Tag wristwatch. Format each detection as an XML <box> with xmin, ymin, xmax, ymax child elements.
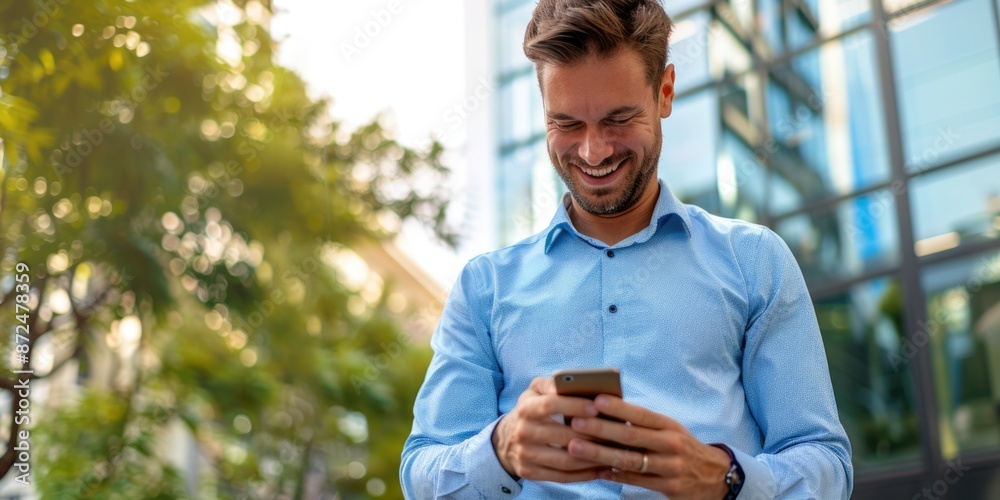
<box><xmin>709</xmin><ymin>443</ymin><xmax>745</xmax><ymax>500</ymax></box>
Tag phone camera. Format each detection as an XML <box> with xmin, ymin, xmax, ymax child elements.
<box><xmin>563</xmin><ymin>375</ymin><xmax>573</xmax><ymax>382</ymax></box>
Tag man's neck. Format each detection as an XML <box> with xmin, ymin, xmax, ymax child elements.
<box><xmin>567</xmin><ymin>180</ymin><xmax>660</xmax><ymax>247</ymax></box>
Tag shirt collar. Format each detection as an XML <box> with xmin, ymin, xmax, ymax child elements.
<box><xmin>543</xmin><ymin>178</ymin><xmax>692</xmax><ymax>254</ymax></box>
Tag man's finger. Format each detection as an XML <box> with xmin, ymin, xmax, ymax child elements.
<box><xmin>592</xmin><ymin>395</ymin><xmax>680</xmax><ymax>430</ymax></box>
<box><xmin>568</xmin><ymin>416</ymin><xmax>661</xmax><ymax>450</ymax></box>
<box><xmin>528</xmin><ymin>376</ymin><xmax>555</xmax><ymax>395</ymax></box>
<box><xmin>523</xmin><ymin>393</ymin><xmax>599</xmax><ymax>419</ymax></box>
<box><xmin>566</xmin><ymin>437</ymin><xmax>649</xmax><ymax>472</ymax></box>
<box><xmin>599</xmin><ymin>468</ymin><xmax>669</xmax><ymax>491</ymax></box>
<box><xmin>506</xmin><ymin>416</ymin><xmax>605</xmax><ymax>449</ymax></box>
<box><xmin>522</xmin><ymin>464</ymin><xmax>607</xmax><ymax>483</ymax></box>
<box><xmin>514</xmin><ymin>443</ymin><xmax>606</xmax><ymax>471</ymax></box>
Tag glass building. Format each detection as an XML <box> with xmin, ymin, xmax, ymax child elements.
<box><xmin>469</xmin><ymin>0</ymin><xmax>1000</xmax><ymax>496</ymax></box>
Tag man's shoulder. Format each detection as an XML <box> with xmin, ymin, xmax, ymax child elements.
<box><xmin>462</xmin><ymin>229</ymin><xmax>549</xmax><ymax>274</ymax></box>
<box><xmin>683</xmin><ymin>203</ymin><xmax>771</xmax><ymax>246</ymax></box>
<box><xmin>683</xmin><ymin>204</ymin><xmax>799</xmax><ymax>282</ymax></box>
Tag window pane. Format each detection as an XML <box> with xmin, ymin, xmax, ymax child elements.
<box><xmin>661</xmin><ymin>89</ymin><xmax>764</xmax><ymax>221</ymax></box>
<box><xmin>758</xmin><ymin>0</ymin><xmax>785</xmax><ymax>54</ymax></box>
<box><xmin>530</xmin><ymin>142</ymin><xmax>560</xmax><ymax>234</ymax></box>
<box><xmin>717</xmin><ymin>130</ymin><xmax>766</xmax><ymax>222</ymax></box>
<box><xmin>499</xmin><ymin>1</ymin><xmax>534</xmax><ymax>75</ymax></box>
<box><xmin>818</xmin><ymin>0</ymin><xmax>871</xmax><ymax>33</ymax></box>
<box><xmin>884</xmin><ymin>0</ymin><xmax>929</xmax><ymax>14</ymax></box>
<box><xmin>910</xmin><ymin>153</ymin><xmax>1000</xmax><ymax>258</ymax></box>
<box><xmin>767</xmin><ymin>30</ymin><xmax>891</xmax><ymax>212</ymax></box>
<box><xmin>661</xmin><ymin>89</ymin><xmax>719</xmax><ymax>201</ymax></box>
<box><xmin>775</xmin><ymin>190</ymin><xmax>900</xmax><ymax>285</ymax></box>
<box><xmin>756</xmin><ymin>0</ymin><xmax>869</xmax><ymax>55</ymax></box>
<box><xmin>922</xmin><ymin>249</ymin><xmax>1000</xmax><ymax>457</ymax></box>
<box><xmin>712</xmin><ymin>17</ymin><xmax>753</xmax><ymax>79</ymax></box>
<box><xmin>663</xmin><ymin>0</ymin><xmax>712</xmax><ymax>15</ymax></box>
<box><xmin>499</xmin><ymin>75</ymin><xmax>538</xmax><ymax>147</ymax></box>
<box><xmin>816</xmin><ymin>277</ymin><xmax>922</xmax><ymax>471</ymax></box>
<box><xmin>498</xmin><ymin>146</ymin><xmax>535</xmax><ymax>245</ymax></box>
<box><xmin>890</xmin><ymin>0</ymin><xmax>1000</xmax><ymax>170</ymax></box>
<box><xmin>670</xmin><ymin>9</ymin><xmax>712</xmax><ymax>94</ymax></box>
<box><xmin>785</xmin><ymin>3</ymin><xmax>819</xmax><ymax>52</ymax></box>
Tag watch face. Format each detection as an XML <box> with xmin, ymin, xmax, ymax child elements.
<box><xmin>727</xmin><ymin>468</ymin><xmax>742</xmax><ymax>487</ymax></box>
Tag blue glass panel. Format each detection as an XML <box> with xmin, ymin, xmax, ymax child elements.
<box><xmin>890</xmin><ymin>0</ymin><xmax>1000</xmax><ymax>170</ymax></box>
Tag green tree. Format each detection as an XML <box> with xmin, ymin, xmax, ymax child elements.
<box><xmin>0</xmin><ymin>0</ymin><xmax>448</xmax><ymax>497</ymax></box>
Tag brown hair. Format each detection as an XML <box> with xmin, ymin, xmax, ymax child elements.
<box><xmin>523</xmin><ymin>0</ymin><xmax>674</xmax><ymax>90</ymax></box>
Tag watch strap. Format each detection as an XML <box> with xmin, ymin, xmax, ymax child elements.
<box><xmin>708</xmin><ymin>443</ymin><xmax>745</xmax><ymax>500</ymax></box>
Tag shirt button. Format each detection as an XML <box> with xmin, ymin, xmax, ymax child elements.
<box><xmin>609</xmin><ymin>305</ymin><xmax>617</xmax><ymax>313</ymax></box>
<box><xmin>501</xmin><ymin>486</ymin><xmax>512</xmax><ymax>494</ymax></box>
<box><xmin>606</xmin><ymin>249</ymin><xmax>615</xmax><ymax>258</ymax></box>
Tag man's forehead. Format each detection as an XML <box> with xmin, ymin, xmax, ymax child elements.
<box><xmin>546</xmin><ymin>105</ymin><xmax>644</xmax><ymax>120</ymax></box>
<box><xmin>537</xmin><ymin>50</ymin><xmax>654</xmax><ymax>117</ymax></box>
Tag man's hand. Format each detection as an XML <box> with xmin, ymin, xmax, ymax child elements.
<box><xmin>491</xmin><ymin>377</ymin><xmax>611</xmax><ymax>482</ymax></box>
<box><xmin>564</xmin><ymin>394</ymin><xmax>731</xmax><ymax>499</ymax></box>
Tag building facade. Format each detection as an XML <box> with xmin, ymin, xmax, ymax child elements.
<box><xmin>466</xmin><ymin>0</ymin><xmax>1000</xmax><ymax>496</ymax></box>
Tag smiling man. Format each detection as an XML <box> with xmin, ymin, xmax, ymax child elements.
<box><xmin>400</xmin><ymin>1</ymin><xmax>853</xmax><ymax>498</ymax></box>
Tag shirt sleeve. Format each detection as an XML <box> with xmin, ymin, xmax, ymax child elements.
<box><xmin>400</xmin><ymin>257</ymin><xmax>523</xmax><ymax>499</ymax></box>
<box><xmin>735</xmin><ymin>227</ymin><xmax>855</xmax><ymax>499</ymax></box>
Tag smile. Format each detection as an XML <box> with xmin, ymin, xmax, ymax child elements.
<box><xmin>577</xmin><ymin>159</ymin><xmax>624</xmax><ymax>178</ymax></box>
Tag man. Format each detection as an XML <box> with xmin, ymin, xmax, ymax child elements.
<box><xmin>401</xmin><ymin>0</ymin><xmax>853</xmax><ymax>498</ymax></box>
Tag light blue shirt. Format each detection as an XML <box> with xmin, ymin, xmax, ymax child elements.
<box><xmin>401</xmin><ymin>179</ymin><xmax>853</xmax><ymax>499</ymax></box>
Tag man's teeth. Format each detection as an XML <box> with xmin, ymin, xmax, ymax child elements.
<box><xmin>579</xmin><ymin>161</ymin><xmax>621</xmax><ymax>177</ymax></box>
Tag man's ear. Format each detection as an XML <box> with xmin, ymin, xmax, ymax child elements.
<box><xmin>658</xmin><ymin>64</ymin><xmax>676</xmax><ymax>119</ymax></box>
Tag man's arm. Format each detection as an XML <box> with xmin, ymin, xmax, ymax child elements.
<box><xmin>540</xmin><ymin>225</ymin><xmax>856</xmax><ymax>499</ymax></box>
<box><xmin>735</xmin><ymin>227</ymin><xmax>854</xmax><ymax>499</ymax></box>
<box><xmin>401</xmin><ymin>258</ymin><xmax>619</xmax><ymax>498</ymax></box>
<box><xmin>399</xmin><ymin>258</ymin><xmax>521</xmax><ymax>499</ymax></box>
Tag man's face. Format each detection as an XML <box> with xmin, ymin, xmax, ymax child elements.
<box><xmin>541</xmin><ymin>49</ymin><xmax>674</xmax><ymax>215</ymax></box>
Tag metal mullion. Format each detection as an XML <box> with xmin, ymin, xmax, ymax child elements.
<box><xmin>675</xmin><ymin>79</ymin><xmax>724</xmax><ymax>101</ymax></box>
<box><xmin>852</xmin><ymin>461</ymin><xmax>932</xmax><ymax>493</ymax></box>
<box><xmin>806</xmin><ymin>265</ymin><xmax>900</xmax><ymax>300</ymax></box>
<box><xmin>756</xmin><ymin>21</ymin><xmax>868</xmax><ymax>70</ymax></box>
<box><xmin>498</xmin><ymin>132</ymin><xmax>545</xmax><ymax>157</ymax></box>
<box><xmin>788</xmin><ymin>0</ymin><xmax>821</xmax><ymax>32</ymax></box>
<box><xmin>885</xmin><ymin>0</ymin><xmax>949</xmax><ymax>19</ymax></box>
<box><xmin>906</xmin><ymin>141</ymin><xmax>1000</xmax><ymax>179</ymax></box>
<box><xmin>870</xmin><ymin>0</ymin><xmax>944</xmax><ymax>481</ymax></box>
<box><xmin>497</xmin><ymin>65</ymin><xmax>534</xmax><ymax>86</ymax></box>
<box><xmin>769</xmin><ymin>179</ymin><xmax>894</xmax><ymax>223</ymax></box>
<box><xmin>674</xmin><ymin>21</ymin><xmax>870</xmax><ymax>102</ymax></box>
<box><xmin>751</xmin><ymin>0</ymin><xmax>776</xmax><ymax>228</ymax></box>
<box><xmin>915</xmin><ymin>238</ymin><xmax>1000</xmax><ymax>268</ymax></box>
<box><xmin>988</xmin><ymin>0</ymin><xmax>1000</xmax><ymax>101</ymax></box>
<box><xmin>761</xmin><ymin>140</ymin><xmax>1000</xmax><ymax>225</ymax></box>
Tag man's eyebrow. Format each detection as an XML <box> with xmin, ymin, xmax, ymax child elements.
<box><xmin>546</xmin><ymin>106</ymin><xmax>644</xmax><ymax>121</ymax></box>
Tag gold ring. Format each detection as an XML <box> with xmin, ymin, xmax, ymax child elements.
<box><xmin>639</xmin><ymin>452</ymin><xmax>649</xmax><ymax>473</ymax></box>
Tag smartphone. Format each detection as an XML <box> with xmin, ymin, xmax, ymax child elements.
<box><xmin>553</xmin><ymin>367</ymin><xmax>636</xmax><ymax>450</ymax></box>
<box><xmin>553</xmin><ymin>367</ymin><xmax>624</xmax><ymax>424</ymax></box>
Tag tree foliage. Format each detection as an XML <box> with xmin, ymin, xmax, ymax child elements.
<box><xmin>0</xmin><ymin>0</ymin><xmax>447</xmax><ymax>497</ymax></box>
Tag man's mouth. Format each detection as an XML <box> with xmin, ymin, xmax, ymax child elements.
<box><xmin>576</xmin><ymin>158</ymin><xmax>625</xmax><ymax>178</ymax></box>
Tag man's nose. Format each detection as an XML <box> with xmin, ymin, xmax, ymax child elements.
<box><xmin>579</xmin><ymin>127</ymin><xmax>613</xmax><ymax>166</ymax></box>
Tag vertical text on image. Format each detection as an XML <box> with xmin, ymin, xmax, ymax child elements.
<box><xmin>11</xmin><ymin>262</ymin><xmax>34</xmax><ymax>486</ymax></box>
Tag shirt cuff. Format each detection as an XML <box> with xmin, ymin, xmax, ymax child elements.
<box><xmin>730</xmin><ymin>446</ymin><xmax>777</xmax><ymax>499</ymax></box>
<box><xmin>464</xmin><ymin>415</ymin><xmax>523</xmax><ymax>499</ymax></box>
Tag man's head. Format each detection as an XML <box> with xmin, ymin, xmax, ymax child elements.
<box><xmin>524</xmin><ymin>0</ymin><xmax>675</xmax><ymax>216</ymax></box>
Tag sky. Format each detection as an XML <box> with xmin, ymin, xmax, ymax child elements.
<box><xmin>270</xmin><ymin>0</ymin><xmax>466</xmax><ymax>148</ymax></box>
<box><xmin>271</xmin><ymin>0</ymin><xmax>469</xmax><ymax>288</ymax></box>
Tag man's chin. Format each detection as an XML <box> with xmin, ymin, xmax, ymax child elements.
<box><xmin>571</xmin><ymin>192</ymin><xmax>626</xmax><ymax>215</ymax></box>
